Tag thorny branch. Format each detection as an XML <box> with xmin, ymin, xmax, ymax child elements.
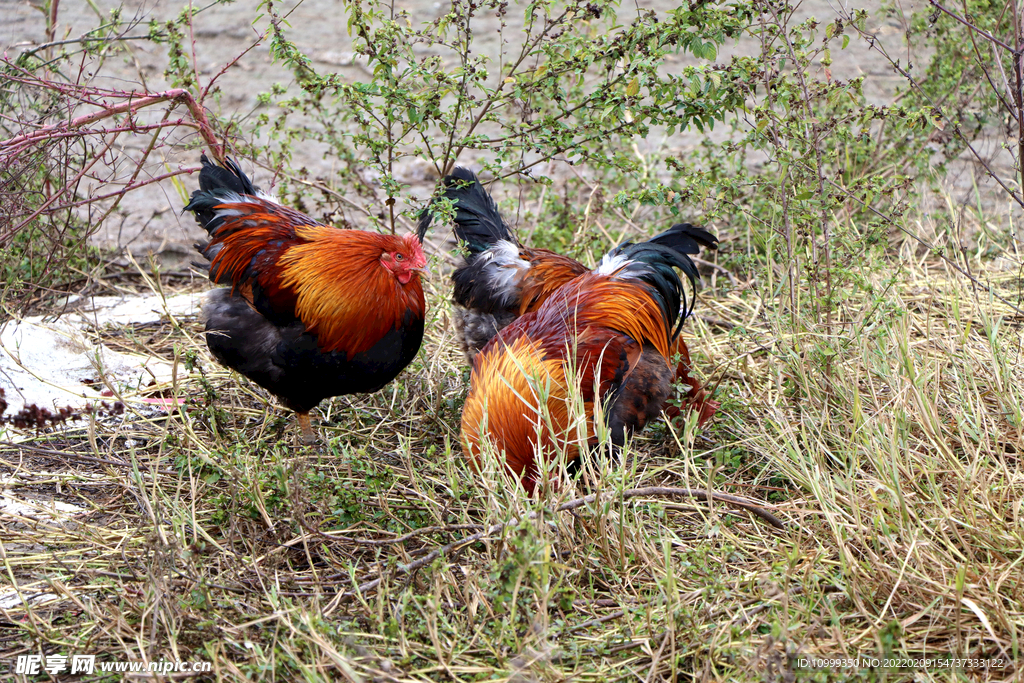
<box><xmin>0</xmin><ymin>71</ymin><xmax>222</xmax><ymax>161</ymax></box>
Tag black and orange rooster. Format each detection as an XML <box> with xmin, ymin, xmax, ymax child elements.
<box><xmin>461</xmin><ymin>233</ymin><xmax>708</xmax><ymax>494</ymax></box>
<box><xmin>418</xmin><ymin>168</ymin><xmax>718</xmax><ymax>425</ymax></box>
<box><xmin>185</xmin><ymin>155</ymin><xmax>427</xmax><ymax>443</ymax></box>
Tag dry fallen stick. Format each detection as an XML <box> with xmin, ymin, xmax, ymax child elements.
<box><xmin>278</xmin><ymin>520</ymin><xmax>487</xmax><ymax>561</ymax></box>
<box><xmin>330</xmin><ymin>486</ymin><xmax>785</xmax><ymax>608</ymax></box>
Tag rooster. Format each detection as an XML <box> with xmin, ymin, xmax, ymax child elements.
<box><xmin>461</xmin><ymin>235</ymin><xmax>704</xmax><ymax>493</ymax></box>
<box><xmin>419</xmin><ymin>168</ymin><xmax>718</xmax><ymax>425</ymax></box>
<box><xmin>185</xmin><ymin>155</ymin><xmax>427</xmax><ymax>443</ymax></box>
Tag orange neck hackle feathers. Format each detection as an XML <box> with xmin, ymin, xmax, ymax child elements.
<box><xmin>517</xmin><ymin>250</ymin><xmax>589</xmax><ymax>315</ymax></box>
<box><xmin>278</xmin><ymin>227</ymin><xmax>426</xmax><ymax>356</ymax></box>
<box><xmin>202</xmin><ymin>193</ymin><xmax>427</xmax><ymax>357</ymax></box>
<box><xmin>460</xmin><ymin>335</ymin><xmax>581</xmax><ymax>494</ymax></box>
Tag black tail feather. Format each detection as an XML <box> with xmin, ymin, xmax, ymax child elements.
<box><xmin>615</xmin><ymin>243</ymin><xmax>692</xmax><ymax>338</ymax></box>
<box><xmin>646</xmin><ymin>222</ymin><xmax>719</xmax><ymax>256</ymax></box>
<box><xmin>183</xmin><ymin>154</ymin><xmax>258</xmax><ymax>235</ymax></box>
<box><xmin>198</xmin><ymin>154</ymin><xmax>257</xmax><ymax>195</ymax></box>
<box><xmin>615</xmin><ymin>223</ymin><xmax>719</xmax><ymax>340</ymax></box>
<box><xmin>418</xmin><ymin>167</ymin><xmax>515</xmax><ymax>252</ymax></box>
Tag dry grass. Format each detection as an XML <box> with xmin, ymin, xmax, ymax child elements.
<box><xmin>0</xmin><ymin>206</ymin><xmax>1021</xmax><ymax>682</ymax></box>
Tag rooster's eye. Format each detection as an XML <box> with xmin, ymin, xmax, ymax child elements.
<box><xmin>395</xmin><ymin>253</ymin><xmax>405</xmax><ymax>261</ymax></box>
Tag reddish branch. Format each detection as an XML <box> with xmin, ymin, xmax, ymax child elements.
<box><xmin>0</xmin><ymin>84</ymin><xmax>222</xmax><ymax>162</ymax></box>
<box><xmin>0</xmin><ymin>56</ymin><xmax>227</xmax><ymax>248</ymax></box>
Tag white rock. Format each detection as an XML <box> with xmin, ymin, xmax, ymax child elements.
<box><xmin>0</xmin><ymin>493</ymin><xmax>86</xmax><ymax>521</ymax></box>
<box><xmin>0</xmin><ymin>591</ymin><xmax>62</xmax><ymax>610</ymax></box>
<box><xmin>0</xmin><ymin>292</ymin><xmax>198</xmax><ymax>429</ymax></box>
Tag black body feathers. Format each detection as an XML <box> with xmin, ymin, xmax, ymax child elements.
<box><xmin>201</xmin><ymin>290</ymin><xmax>424</xmax><ymax>414</ymax></box>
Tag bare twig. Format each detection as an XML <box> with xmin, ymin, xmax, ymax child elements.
<box><xmin>0</xmin><ymin>441</ymin><xmax>177</xmax><ymax>475</ymax></box>
<box><xmin>0</xmin><ymin>80</ymin><xmax>222</xmax><ymax>162</ymax></box>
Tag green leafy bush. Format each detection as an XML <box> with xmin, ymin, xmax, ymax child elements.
<box><xmin>253</xmin><ymin>0</ymin><xmax>752</xmax><ymax>235</ymax></box>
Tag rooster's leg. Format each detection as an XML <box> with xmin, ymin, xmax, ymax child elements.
<box><xmin>295</xmin><ymin>411</ymin><xmax>316</xmax><ymax>444</ymax></box>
